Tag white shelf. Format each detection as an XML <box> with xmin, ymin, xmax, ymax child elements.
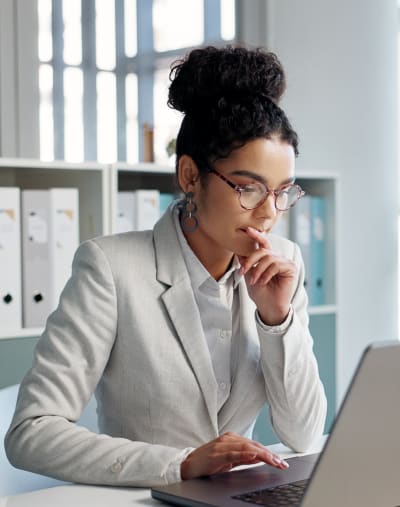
<box><xmin>308</xmin><ymin>305</ymin><xmax>337</xmax><ymax>316</ymax></box>
<box><xmin>0</xmin><ymin>328</ymin><xmax>43</xmax><ymax>340</ymax></box>
<box><xmin>112</xmin><ymin>162</ymin><xmax>174</xmax><ymax>174</ymax></box>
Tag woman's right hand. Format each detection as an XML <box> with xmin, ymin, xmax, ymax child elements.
<box><xmin>180</xmin><ymin>431</ymin><xmax>289</xmax><ymax>480</ymax></box>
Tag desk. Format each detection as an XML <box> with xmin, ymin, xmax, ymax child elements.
<box><xmin>0</xmin><ymin>438</ymin><xmax>326</xmax><ymax>507</ymax></box>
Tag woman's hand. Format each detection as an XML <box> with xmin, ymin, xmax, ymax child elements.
<box><xmin>181</xmin><ymin>432</ymin><xmax>289</xmax><ymax>480</ymax></box>
<box><xmin>238</xmin><ymin>227</ymin><xmax>297</xmax><ymax>326</ymax></box>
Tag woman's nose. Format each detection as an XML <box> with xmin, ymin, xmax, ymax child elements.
<box><xmin>256</xmin><ymin>191</ymin><xmax>277</xmax><ymax>218</ymax></box>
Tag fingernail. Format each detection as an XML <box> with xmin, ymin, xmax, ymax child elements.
<box><xmin>272</xmin><ymin>456</ymin><xmax>289</xmax><ymax>468</ymax></box>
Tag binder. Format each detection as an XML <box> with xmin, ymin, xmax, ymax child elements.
<box><xmin>159</xmin><ymin>193</ymin><xmax>175</xmax><ymax>216</ymax></box>
<box><xmin>310</xmin><ymin>196</ymin><xmax>326</xmax><ymax>305</ymax></box>
<box><xmin>49</xmin><ymin>188</ymin><xmax>79</xmax><ymax>310</ymax></box>
<box><xmin>116</xmin><ymin>192</ymin><xmax>136</xmax><ymax>233</ymax></box>
<box><xmin>0</xmin><ymin>187</ymin><xmax>22</xmax><ymax>330</ymax></box>
<box><xmin>22</xmin><ymin>189</ymin><xmax>79</xmax><ymax>328</ymax></box>
<box><xmin>22</xmin><ymin>190</ymin><xmax>50</xmax><ymax>328</ymax></box>
<box><xmin>134</xmin><ymin>190</ymin><xmax>160</xmax><ymax>231</ymax></box>
<box><xmin>290</xmin><ymin>195</ymin><xmax>312</xmax><ymax>294</ymax></box>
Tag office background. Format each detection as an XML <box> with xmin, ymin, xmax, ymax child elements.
<box><xmin>0</xmin><ymin>0</ymin><xmax>398</xmax><ymax>442</ymax></box>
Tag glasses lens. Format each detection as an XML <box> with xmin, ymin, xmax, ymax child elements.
<box><xmin>276</xmin><ymin>185</ymin><xmax>301</xmax><ymax>211</ymax></box>
<box><xmin>239</xmin><ymin>183</ymin><xmax>266</xmax><ymax>209</ymax></box>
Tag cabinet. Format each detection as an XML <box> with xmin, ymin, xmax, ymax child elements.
<box><xmin>0</xmin><ymin>160</ymin><xmax>338</xmax><ymax>445</ymax></box>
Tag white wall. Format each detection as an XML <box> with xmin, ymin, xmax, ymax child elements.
<box><xmin>238</xmin><ymin>0</ymin><xmax>399</xmax><ymax>402</ymax></box>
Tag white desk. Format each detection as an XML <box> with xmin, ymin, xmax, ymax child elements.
<box><xmin>0</xmin><ymin>438</ymin><xmax>326</xmax><ymax>507</ymax></box>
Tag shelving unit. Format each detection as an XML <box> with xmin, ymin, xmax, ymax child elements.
<box><xmin>0</xmin><ymin>158</ymin><xmax>109</xmax><ymax>341</ymax></box>
<box><xmin>293</xmin><ymin>172</ymin><xmax>338</xmax><ymax>437</ymax></box>
<box><xmin>0</xmin><ymin>160</ymin><xmax>339</xmax><ymax>442</ymax></box>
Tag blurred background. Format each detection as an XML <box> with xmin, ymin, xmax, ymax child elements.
<box><xmin>0</xmin><ymin>0</ymin><xmax>398</xmax><ymax>445</ymax></box>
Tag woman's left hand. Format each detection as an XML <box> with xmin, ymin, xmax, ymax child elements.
<box><xmin>238</xmin><ymin>227</ymin><xmax>297</xmax><ymax>326</ymax></box>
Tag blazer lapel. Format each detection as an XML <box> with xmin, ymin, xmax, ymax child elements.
<box><xmin>153</xmin><ymin>209</ymin><xmax>219</xmax><ymax>434</ymax></box>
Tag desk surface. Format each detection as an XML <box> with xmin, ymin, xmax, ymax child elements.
<box><xmin>0</xmin><ymin>438</ymin><xmax>326</xmax><ymax>507</ymax></box>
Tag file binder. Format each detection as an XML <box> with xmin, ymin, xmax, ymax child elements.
<box><xmin>22</xmin><ymin>189</ymin><xmax>79</xmax><ymax>328</ymax></box>
<box><xmin>290</xmin><ymin>195</ymin><xmax>312</xmax><ymax>294</ymax></box>
<box><xmin>135</xmin><ymin>190</ymin><xmax>160</xmax><ymax>231</ymax></box>
<box><xmin>310</xmin><ymin>196</ymin><xmax>326</xmax><ymax>305</ymax></box>
<box><xmin>0</xmin><ymin>187</ymin><xmax>22</xmax><ymax>330</ymax></box>
<box><xmin>116</xmin><ymin>192</ymin><xmax>136</xmax><ymax>233</ymax></box>
<box><xmin>49</xmin><ymin>189</ymin><xmax>79</xmax><ymax>310</ymax></box>
<box><xmin>116</xmin><ymin>190</ymin><xmax>161</xmax><ymax>232</ymax></box>
<box><xmin>159</xmin><ymin>193</ymin><xmax>175</xmax><ymax>216</ymax></box>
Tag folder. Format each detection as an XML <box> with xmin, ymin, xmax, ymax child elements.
<box><xmin>159</xmin><ymin>193</ymin><xmax>175</xmax><ymax>216</ymax></box>
<box><xmin>0</xmin><ymin>187</ymin><xmax>22</xmax><ymax>330</ymax></box>
<box><xmin>116</xmin><ymin>192</ymin><xmax>136</xmax><ymax>233</ymax></box>
<box><xmin>310</xmin><ymin>196</ymin><xmax>326</xmax><ymax>305</ymax></box>
<box><xmin>290</xmin><ymin>195</ymin><xmax>312</xmax><ymax>295</ymax></box>
<box><xmin>22</xmin><ymin>189</ymin><xmax>79</xmax><ymax>328</ymax></box>
<box><xmin>116</xmin><ymin>190</ymin><xmax>161</xmax><ymax>232</ymax></box>
<box><xmin>135</xmin><ymin>190</ymin><xmax>160</xmax><ymax>231</ymax></box>
<box><xmin>22</xmin><ymin>190</ymin><xmax>50</xmax><ymax>328</ymax></box>
<box><xmin>49</xmin><ymin>188</ymin><xmax>79</xmax><ymax>309</ymax></box>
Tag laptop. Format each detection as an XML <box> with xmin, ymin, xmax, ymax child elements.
<box><xmin>151</xmin><ymin>341</ymin><xmax>400</xmax><ymax>506</ymax></box>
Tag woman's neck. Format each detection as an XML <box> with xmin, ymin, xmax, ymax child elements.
<box><xmin>183</xmin><ymin>229</ymin><xmax>234</xmax><ymax>281</ymax></box>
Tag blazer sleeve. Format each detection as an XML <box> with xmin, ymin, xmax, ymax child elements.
<box><xmin>256</xmin><ymin>241</ymin><xmax>327</xmax><ymax>452</ymax></box>
<box><xmin>4</xmin><ymin>239</ymin><xmax>191</xmax><ymax>487</ymax></box>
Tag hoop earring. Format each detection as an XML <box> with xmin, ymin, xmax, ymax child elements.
<box><xmin>180</xmin><ymin>191</ymin><xmax>199</xmax><ymax>232</ymax></box>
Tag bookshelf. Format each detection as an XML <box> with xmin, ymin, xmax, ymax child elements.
<box><xmin>0</xmin><ymin>160</ymin><xmax>339</xmax><ymax>441</ymax></box>
<box><xmin>0</xmin><ymin>158</ymin><xmax>109</xmax><ymax>341</ymax></box>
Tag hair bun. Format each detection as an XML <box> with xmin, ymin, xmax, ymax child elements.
<box><xmin>168</xmin><ymin>46</ymin><xmax>286</xmax><ymax>116</ymax></box>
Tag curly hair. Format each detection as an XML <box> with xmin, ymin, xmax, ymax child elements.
<box><xmin>168</xmin><ymin>45</ymin><xmax>299</xmax><ymax>180</ymax></box>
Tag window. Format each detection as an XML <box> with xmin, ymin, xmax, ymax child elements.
<box><xmin>38</xmin><ymin>0</ymin><xmax>236</xmax><ymax>164</ymax></box>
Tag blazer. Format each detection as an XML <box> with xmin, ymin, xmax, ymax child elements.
<box><xmin>5</xmin><ymin>205</ymin><xmax>327</xmax><ymax>487</ymax></box>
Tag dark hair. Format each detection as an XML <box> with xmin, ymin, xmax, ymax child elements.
<box><xmin>168</xmin><ymin>45</ymin><xmax>299</xmax><ymax>180</ymax></box>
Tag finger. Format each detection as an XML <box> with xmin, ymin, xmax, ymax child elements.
<box><xmin>218</xmin><ymin>444</ymin><xmax>288</xmax><ymax>470</ymax></box>
<box><xmin>244</xmin><ymin>441</ymin><xmax>290</xmax><ymax>470</ymax></box>
<box><xmin>246</xmin><ymin>257</ymin><xmax>277</xmax><ymax>285</ymax></box>
<box><xmin>251</xmin><ymin>263</ymin><xmax>281</xmax><ymax>286</ymax></box>
<box><xmin>212</xmin><ymin>450</ymin><xmax>259</xmax><ymax>470</ymax></box>
<box><xmin>239</xmin><ymin>249</ymin><xmax>275</xmax><ymax>275</ymax></box>
<box><xmin>245</xmin><ymin>227</ymin><xmax>272</xmax><ymax>250</ymax></box>
<box><xmin>214</xmin><ymin>434</ymin><xmax>289</xmax><ymax>470</ymax></box>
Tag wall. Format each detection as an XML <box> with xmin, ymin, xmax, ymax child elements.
<box><xmin>237</xmin><ymin>0</ymin><xmax>399</xmax><ymax>403</ymax></box>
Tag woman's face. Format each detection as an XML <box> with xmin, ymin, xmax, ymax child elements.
<box><xmin>188</xmin><ymin>137</ymin><xmax>295</xmax><ymax>259</ymax></box>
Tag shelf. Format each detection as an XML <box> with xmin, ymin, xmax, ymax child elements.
<box><xmin>308</xmin><ymin>305</ymin><xmax>337</xmax><ymax>316</ymax></box>
<box><xmin>0</xmin><ymin>328</ymin><xmax>43</xmax><ymax>340</ymax></box>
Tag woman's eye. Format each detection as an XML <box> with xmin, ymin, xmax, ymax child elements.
<box><xmin>242</xmin><ymin>185</ymin><xmax>258</xmax><ymax>193</ymax></box>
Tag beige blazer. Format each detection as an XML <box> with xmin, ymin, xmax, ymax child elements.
<box><xmin>5</xmin><ymin>206</ymin><xmax>326</xmax><ymax>487</ymax></box>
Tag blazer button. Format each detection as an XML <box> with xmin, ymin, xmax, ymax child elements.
<box><xmin>111</xmin><ymin>461</ymin><xmax>123</xmax><ymax>473</ymax></box>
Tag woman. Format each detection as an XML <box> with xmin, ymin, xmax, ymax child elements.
<box><xmin>5</xmin><ymin>45</ymin><xmax>326</xmax><ymax>487</ymax></box>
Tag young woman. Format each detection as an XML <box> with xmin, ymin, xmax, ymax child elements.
<box><xmin>5</xmin><ymin>45</ymin><xmax>326</xmax><ymax>487</ymax></box>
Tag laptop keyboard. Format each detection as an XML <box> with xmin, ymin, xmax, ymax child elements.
<box><xmin>232</xmin><ymin>478</ymin><xmax>309</xmax><ymax>506</ymax></box>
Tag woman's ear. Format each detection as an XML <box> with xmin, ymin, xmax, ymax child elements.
<box><xmin>177</xmin><ymin>155</ymin><xmax>200</xmax><ymax>193</ymax></box>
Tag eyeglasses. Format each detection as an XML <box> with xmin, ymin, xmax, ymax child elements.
<box><xmin>208</xmin><ymin>167</ymin><xmax>305</xmax><ymax>211</ymax></box>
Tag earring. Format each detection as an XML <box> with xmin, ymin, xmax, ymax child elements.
<box><xmin>180</xmin><ymin>191</ymin><xmax>199</xmax><ymax>232</ymax></box>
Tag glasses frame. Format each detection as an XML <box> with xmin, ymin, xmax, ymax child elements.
<box><xmin>208</xmin><ymin>166</ymin><xmax>305</xmax><ymax>211</ymax></box>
